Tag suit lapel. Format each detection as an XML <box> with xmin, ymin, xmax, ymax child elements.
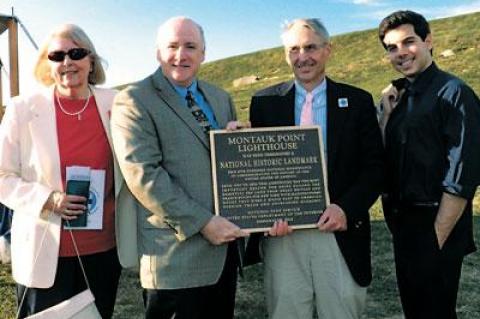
<box><xmin>326</xmin><ymin>78</ymin><xmax>348</xmax><ymax>175</ymax></box>
<box><xmin>277</xmin><ymin>81</ymin><xmax>296</xmax><ymax>125</ymax></box>
<box><xmin>28</xmin><ymin>87</ymin><xmax>63</xmax><ymax>190</ymax></box>
<box><xmin>152</xmin><ymin>69</ymin><xmax>210</xmax><ymax>149</ymax></box>
<box><xmin>92</xmin><ymin>87</ymin><xmax>113</xmax><ymax>149</ymax></box>
<box><xmin>198</xmin><ymin>81</ymin><xmax>226</xmax><ymax>128</ymax></box>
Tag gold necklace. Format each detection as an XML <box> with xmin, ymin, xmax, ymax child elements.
<box><xmin>56</xmin><ymin>88</ymin><xmax>91</xmax><ymax>120</ymax></box>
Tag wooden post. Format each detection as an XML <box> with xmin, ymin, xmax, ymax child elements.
<box><xmin>7</xmin><ymin>17</ymin><xmax>19</xmax><ymax>97</ymax></box>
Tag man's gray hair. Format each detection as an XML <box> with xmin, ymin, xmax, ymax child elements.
<box><xmin>281</xmin><ymin>18</ymin><xmax>330</xmax><ymax>44</ymax></box>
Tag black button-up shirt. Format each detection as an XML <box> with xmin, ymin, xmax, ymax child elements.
<box><xmin>385</xmin><ymin>63</ymin><xmax>480</xmax><ymax>204</ymax></box>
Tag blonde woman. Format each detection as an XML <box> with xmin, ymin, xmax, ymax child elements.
<box><xmin>0</xmin><ymin>24</ymin><xmax>137</xmax><ymax>318</ymax></box>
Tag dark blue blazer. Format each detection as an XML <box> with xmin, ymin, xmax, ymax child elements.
<box><xmin>246</xmin><ymin>78</ymin><xmax>384</xmax><ymax>287</ymax></box>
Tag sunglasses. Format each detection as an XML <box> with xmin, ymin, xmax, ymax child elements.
<box><xmin>47</xmin><ymin>48</ymin><xmax>91</xmax><ymax>62</ymax></box>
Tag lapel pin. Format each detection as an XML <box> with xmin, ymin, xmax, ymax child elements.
<box><xmin>338</xmin><ymin>98</ymin><xmax>349</xmax><ymax>108</ymax></box>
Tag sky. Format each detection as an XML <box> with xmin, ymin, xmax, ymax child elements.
<box><xmin>1</xmin><ymin>0</ymin><xmax>480</xmax><ymax>104</ymax></box>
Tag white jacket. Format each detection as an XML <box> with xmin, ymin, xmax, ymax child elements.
<box><xmin>0</xmin><ymin>85</ymin><xmax>138</xmax><ymax>288</ymax></box>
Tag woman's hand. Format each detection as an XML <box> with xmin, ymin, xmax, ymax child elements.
<box><xmin>45</xmin><ymin>191</ymin><xmax>87</xmax><ymax>220</ymax></box>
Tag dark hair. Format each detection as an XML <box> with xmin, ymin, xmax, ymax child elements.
<box><xmin>378</xmin><ymin>10</ymin><xmax>431</xmax><ymax>49</ymax></box>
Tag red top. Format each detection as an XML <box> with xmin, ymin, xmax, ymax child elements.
<box><xmin>55</xmin><ymin>93</ymin><xmax>116</xmax><ymax>257</ymax></box>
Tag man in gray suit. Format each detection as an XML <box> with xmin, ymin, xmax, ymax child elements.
<box><xmin>111</xmin><ymin>16</ymin><xmax>247</xmax><ymax>319</ymax></box>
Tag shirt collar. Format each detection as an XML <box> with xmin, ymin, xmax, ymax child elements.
<box><xmin>295</xmin><ymin>79</ymin><xmax>327</xmax><ymax>98</ymax></box>
<box><xmin>172</xmin><ymin>80</ymin><xmax>198</xmax><ymax>99</ymax></box>
<box><xmin>409</xmin><ymin>62</ymin><xmax>439</xmax><ymax>94</ymax></box>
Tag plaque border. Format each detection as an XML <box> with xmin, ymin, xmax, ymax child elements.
<box><xmin>210</xmin><ymin>125</ymin><xmax>330</xmax><ymax>233</ymax></box>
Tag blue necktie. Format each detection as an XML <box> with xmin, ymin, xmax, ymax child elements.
<box><xmin>186</xmin><ymin>90</ymin><xmax>212</xmax><ymax>134</ymax></box>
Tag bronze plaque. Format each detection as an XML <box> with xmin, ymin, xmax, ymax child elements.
<box><xmin>210</xmin><ymin>126</ymin><xmax>329</xmax><ymax>232</ymax></box>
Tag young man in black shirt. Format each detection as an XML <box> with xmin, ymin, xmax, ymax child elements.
<box><xmin>378</xmin><ymin>10</ymin><xmax>480</xmax><ymax>319</ymax></box>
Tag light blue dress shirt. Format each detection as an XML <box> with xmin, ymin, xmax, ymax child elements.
<box><xmin>294</xmin><ymin>80</ymin><xmax>328</xmax><ymax>154</ymax></box>
<box><xmin>172</xmin><ymin>80</ymin><xmax>220</xmax><ymax>129</ymax></box>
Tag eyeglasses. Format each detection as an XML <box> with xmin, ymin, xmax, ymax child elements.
<box><xmin>288</xmin><ymin>43</ymin><xmax>328</xmax><ymax>55</ymax></box>
<box><xmin>47</xmin><ymin>48</ymin><xmax>91</xmax><ymax>62</ymax></box>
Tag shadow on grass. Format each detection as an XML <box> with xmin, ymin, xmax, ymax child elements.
<box><xmin>1</xmin><ymin>217</ymin><xmax>479</xmax><ymax>319</ymax></box>
<box><xmin>112</xmin><ymin>218</ymin><xmax>480</xmax><ymax>319</ymax></box>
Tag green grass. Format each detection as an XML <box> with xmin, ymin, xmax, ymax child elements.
<box><xmin>0</xmin><ymin>263</ymin><xmax>16</xmax><ymax>318</ymax></box>
<box><xmin>2</xmin><ymin>217</ymin><xmax>479</xmax><ymax>318</ymax></box>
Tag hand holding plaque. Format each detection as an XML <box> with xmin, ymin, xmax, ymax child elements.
<box><xmin>201</xmin><ymin>215</ymin><xmax>249</xmax><ymax>245</ymax></box>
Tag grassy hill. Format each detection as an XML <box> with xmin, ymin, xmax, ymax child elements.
<box><xmin>198</xmin><ymin>11</ymin><xmax>480</xmax><ymax>121</ymax></box>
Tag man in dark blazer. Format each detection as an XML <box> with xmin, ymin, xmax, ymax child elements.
<box><xmin>247</xmin><ymin>18</ymin><xmax>383</xmax><ymax>319</ymax></box>
<box><xmin>111</xmin><ymin>17</ymin><xmax>247</xmax><ymax>319</ymax></box>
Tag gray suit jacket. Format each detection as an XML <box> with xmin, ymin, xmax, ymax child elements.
<box><xmin>111</xmin><ymin>68</ymin><xmax>237</xmax><ymax>289</ymax></box>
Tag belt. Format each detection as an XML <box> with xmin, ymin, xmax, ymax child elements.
<box><xmin>382</xmin><ymin>194</ymin><xmax>439</xmax><ymax>208</ymax></box>
<box><xmin>382</xmin><ymin>195</ymin><xmax>440</xmax><ymax>216</ymax></box>
<box><xmin>402</xmin><ymin>201</ymin><xmax>439</xmax><ymax>208</ymax></box>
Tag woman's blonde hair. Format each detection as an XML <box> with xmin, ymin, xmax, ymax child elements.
<box><xmin>34</xmin><ymin>24</ymin><xmax>106</xmax><ymax>86</ymax></box>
